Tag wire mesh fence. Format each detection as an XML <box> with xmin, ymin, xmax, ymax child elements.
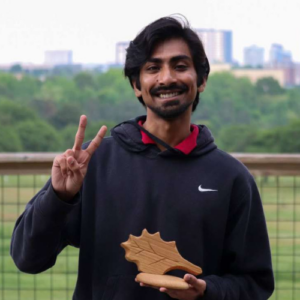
<box><xmin>0</xmin><ymin>155</ymin><xmax>300</xmax><ymax>300</ymax></box>
<box><xmin>0</xmin><ymin>174</ymin><xmax>78</xmax><ymax>300</ymax></box>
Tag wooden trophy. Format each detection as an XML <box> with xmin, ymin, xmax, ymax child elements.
<box><xmin>121</xmin><ymin>229</ymin><xmax>202</xmax><ymax>289</ymax></box>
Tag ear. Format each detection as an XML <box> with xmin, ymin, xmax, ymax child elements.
<box><xmin>133</xmin><ymin>80</ymin><xmax>142</xmax><ymax>97</ymax></box>
<box><xmin>197</xmin><ymin>78</ymin><xmax>207</xmax><ymax>93</ymax></box>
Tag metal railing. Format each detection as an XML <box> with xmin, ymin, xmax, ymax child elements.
<box><xmin>1</xmin><ymin>153</ymin><xmax>300</xmax><ymax>300</ymax></box>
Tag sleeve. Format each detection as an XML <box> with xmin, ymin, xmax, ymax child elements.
<box><xmin>10</xmin><ymin>179</ymin><xmax>81</xmax><ymax>274</ymax></box>
<box><xmin>202</xmin><ymin>173</ymin><xmax>274</xmax><ymax>300</ymax></box>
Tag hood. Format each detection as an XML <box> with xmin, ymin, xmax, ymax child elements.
<box><xmin>111</xmin><ymin>115</ymin><xmax>217</xmax><ymax>158</ymax></box>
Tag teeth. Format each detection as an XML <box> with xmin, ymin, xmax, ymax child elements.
<box><xmin>159</xmin><ymin>92</ymin><xmax>179</xmax><ymax>98</ymax></box>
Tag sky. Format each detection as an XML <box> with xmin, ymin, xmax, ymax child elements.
<box><xmin>0</xmin><ymin>0</ymin><xmax>299</xmax><ymax>65</ymax></box>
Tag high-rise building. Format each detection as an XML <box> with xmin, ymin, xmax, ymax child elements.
<box><xmin>44</xmin><ymin>50</ymin><xmax>73</xmax><ymax>66</ymax></box>
<box><xmin>116</xmin><ymin>42</ymin><xmax>129</xmax><ymax>65</ymax></box>
<box><xmin>269</xmin><ymin>44</ymin><xmax>292</xmax><ymax>68</ymax></box>
<box><xmin>268</xmin><ymin>44</ymin><xmax>294</xmax><ymax>86</ymax></box>
<box><xmin>244</xmin><ymin>45</ymin><xmax>264</xmax><ymax>67</ymax></box>
<box><xmin>196</xmin><ymin>29</ymin><xmax>232</xmax><ymax>64</ymax></box>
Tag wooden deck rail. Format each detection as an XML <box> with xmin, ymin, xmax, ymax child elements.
<box><xmin>0</xmin><ymin>153</ymin><xmax>300</xmax><ymax>176</ymax></box>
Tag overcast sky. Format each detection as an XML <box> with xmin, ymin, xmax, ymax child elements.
<box><xmin>0</xmin><ymin>0</ymin><xmax>299</xmax><ymax>65</ymax></box>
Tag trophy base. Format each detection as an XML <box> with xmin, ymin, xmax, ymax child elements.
<box><xmin>136</xmin><ymin>273</ymin><xmax>189</xmax><ymax>290</ymax></box>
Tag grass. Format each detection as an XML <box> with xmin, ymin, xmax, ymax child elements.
<box><xmin>1</xmin><ymin>175</ymin><xmax>300</xmax><ymax>300</ymax></box>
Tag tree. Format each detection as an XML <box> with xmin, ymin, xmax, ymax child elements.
<box><xmin>74</xmin><ymin>72</ymin><xmax>96</xmax><ymax>90</ymax></box>
<box><xmin>15</xmin><ymin>120</ymin><xmax>62</xmax><ymax>151</ymax></box>
<box><xmin>255</xmin><ymin>77</ymin><xmax>284</xmax><ymax>95</ymax></box>
<box><xmin>217</xmin><ymin>125</ymin><xmax>259</xmax><ymax>152</ymax></box>
<box><xmin>9</xmin><ymin>64</ymin><xmax>23</xmax><ymax>74</ymax></box>
<box><xmin>277</xmin><ymin>120</ymin><xmax>300</xmax><ymax>153</ymax></box>
<box><xmin>0</xmin><ymin>127</ymin><xmax>22</xmax><ymax>152</ymax></box>
<box><xmin>247</xmin><ymin>119</ymin><xmax>300</xmax><ymax>153</ymax></box>
<box><xmin>49</xmin><ymin>103</ymin><xmax>81</xmax><ymax>129</ymax></box>
<box><xmin>36</xmin><ymin>76</ymin><xmax>78</xmax><ymax>103</ymax></box>
<box><xmin>0</xmin><ymin>100</ymin><xmax>38</xmax><ymax>126</ymax></box>
<box><xmin>84</xmin><ymin>120</ymin><xmax>116</xmax><ymax>141</ymax></box>
<box><xmin>60</xmin><ymin>120</ymin><xmax>115</xmax><ymax>151</ymax></box>
<box><xmin>60</xmin><ymin>125</ymin><xmax>79</xmax><ymax>150</ymax></box>
<box><xmin>0</xmin><ymin>73</ymin><xmax>19</xmax><ymax>99</ymax></box>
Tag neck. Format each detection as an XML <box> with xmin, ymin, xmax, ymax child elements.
<box><xmin>143</xmin><ymin>109</ymin><xmax>192</xmax><ymax>151</ymax></box>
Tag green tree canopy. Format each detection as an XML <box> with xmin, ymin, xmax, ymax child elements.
<box><xmin>255</xmin><ymin>77</ymin><xmax>284</xmax><ymax>95</ymax></box>
<box><xmin>0</xmin><ymin>100</ymin><xmax>38</xmax><ymax>126</ymax></box>
<box><xmin>0</xmin><ymin>127</ymin><xmax>22</xmax><ymax>152</ymax></box>
<box><xmin>217</xmin><ymin>125</ymin><xmax>259</xmax><ymax>152</ymax></box>
<box><xmin>15</xmin><ymin>120</ymin><xmax>62</xmax><ymax>151</ymax></box>
<box><xmin>74</xmin><ymin>72</ymin><xmax>96</xmax><ymax>90</ymax></box>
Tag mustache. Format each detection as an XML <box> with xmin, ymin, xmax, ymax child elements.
<box><xmin>150</xmin><ymin>84</ymin><xmax>188</xmax><ymax>95</ymax></box>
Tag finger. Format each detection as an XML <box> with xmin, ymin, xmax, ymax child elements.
<box><xmin>67</xmin><ymin>156</ymin><xmax>82</xmax><ymax>178</ymax></box>
<box><xmin>184</xmin><ymin>274</ymin><xmax>206</xmax><ymax>293</ymax></box>
<box><xmin>86</xmin><ymin>125</ymin><xmax>107</xmax><ymax>156</ymax></box>
<box><xmin>184</xmin><ymin>274</ymin><xmax>197</xmax><ymax>286</ymax></box>
<box><xmin>65</xmin><ymin>149</ymin><xmax>75</xmax><ymax>158</ymax></box>
<box><xmin>64</xmin><ymin>150</ymin><xmax>75</xmax><ymax>176</ymax></box>
<box><xmin>54</xmin><ymin>154</ymin><xmax>68</xmax><ymax>177</ymax></box>
<box><xmin>73</xmin><ymin>115</ymin><xmax>87</xmax><ymax>151</ymax></box>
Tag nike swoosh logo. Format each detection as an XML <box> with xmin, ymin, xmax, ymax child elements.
<box><xmin>198</xmin><ymin>185</ymin><xmax>218</xmax><ymax>192</ymax></box>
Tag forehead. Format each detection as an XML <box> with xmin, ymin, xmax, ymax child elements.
<box><xmin>150</xmin><ymin>38</ymin><xmax>192</xmax><ymax>60</ymax></box>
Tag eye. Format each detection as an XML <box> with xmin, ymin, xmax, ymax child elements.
<box><xmin>175</xmin><ymin>64</ymin><xmax>188</xmax><ymax>71</ymax></box>
<box><xmin>146</xmin><ymin>65</ymin><xmax>159</xmax><ymax>72</ymax></box>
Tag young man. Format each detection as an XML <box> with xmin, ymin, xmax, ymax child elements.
<box><xmin>11</xmin><ymin>17</ymin><xmax>274</xmax><ymax>299</ymax></box>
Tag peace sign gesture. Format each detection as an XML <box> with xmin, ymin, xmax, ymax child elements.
<box><xmin>52</xmin><ymin>115</ymin><xmax>107</xmax><ymax>201</ymax></box>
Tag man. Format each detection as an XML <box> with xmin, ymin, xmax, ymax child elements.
<box><xmin>11</xmin><ymin>16</ymin><xmax>274</xmax><ymax>299</ymax></box>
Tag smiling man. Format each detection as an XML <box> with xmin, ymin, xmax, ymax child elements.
<box><xmin>11</xmin><ymin>17</ymin><xmax>274</xmax><ymax>300</ymax></box>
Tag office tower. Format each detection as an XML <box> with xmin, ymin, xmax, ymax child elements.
<box><xmin>244</xmin><ymin>45</ymin><xmax>264</xmax><ymax>67</ymax></box>
<box><xmin>196</xmin><ymin>29</ymin><xmax>232</xmax><ymax>64</ymax></box>
<box><xmin>44</xmin><ymin>50</ymin><xmax>73</xmax><ymax>66</ymax></box>
<box><xmin>269</xmin><ymin>44</ymin><xmax>292</xmax><ymax>68</ymax></box>
<box><xmin>269</xmin><ymin>44</ymin><xmax>294</xmax><ymax>86</ymax></box>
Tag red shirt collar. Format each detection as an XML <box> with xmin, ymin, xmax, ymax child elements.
<box><xmin>138</xmin><ymin>120</ymin><xmax>199</xmax><ymax>155</ymax></box>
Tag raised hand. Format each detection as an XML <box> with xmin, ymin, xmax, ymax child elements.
<box><xmin>52</xmin><ymin>115</ymin><xmax>107</xmax><ymax>201</ymax></box>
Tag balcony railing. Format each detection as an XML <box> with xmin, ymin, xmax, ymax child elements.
<box><xmin>1</xmin><ymin>152</ymin><xmax>300</xmax><ymax>175</ymax></box>
<box><xmin>1</xmin><ymin>153</ymin><xmax>300</xmax><ymax>300</ymax></box>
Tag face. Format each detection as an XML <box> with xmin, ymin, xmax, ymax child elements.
<box><xmin>133</xmin><ymin>38</ymin><xmax>205</xmax><ymax>120</ymax></box>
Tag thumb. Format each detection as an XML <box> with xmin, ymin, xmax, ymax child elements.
<box><xmin>184</xmin><ymin>274</ymin><xmax>198</xmax><ymax>287</ymax></box>
<box><xmin>184</xmin><ymin>274</ymin><xmax>206</xmax><ymax>295</ymax></box>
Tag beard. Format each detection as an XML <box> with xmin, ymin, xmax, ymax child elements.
<box><xmin>147</xmin><ymin>83</ymin><xmax>194</xmax><ymax>120</ymax></box>
<box><xmin>147</xmin><ymin>99</ymin><xmax>193</xmax><ymax>120</ymax></box>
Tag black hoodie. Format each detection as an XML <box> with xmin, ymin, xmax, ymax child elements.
<box><xmin>11</xmin><ymin>116</ymin><xmax>274</xmax><ymax>300</ymax></box>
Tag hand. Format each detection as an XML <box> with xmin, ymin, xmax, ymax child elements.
<box><xmin>52</xmin><ymin>115</ymin><xmax>107</xmax><ymax>201</ymax></box>
<box><xmin>138</xmin><ymin>274</ymin><xmax>206</xmax><ymax>300</ymax></box>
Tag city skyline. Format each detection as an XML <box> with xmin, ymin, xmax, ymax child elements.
<box><xmin>0</xmin><ymin>0</ymin><xmax>299</xmax><ymax>65</ymax></box>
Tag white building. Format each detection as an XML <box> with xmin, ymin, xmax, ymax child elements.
<box><xmin>196</xmin><ymin>29</ymin><xmax>232</xmax><ymax>64</ymax></box>
<box><xmin>269</xmin><ymin>44</ymin><xmax>292</xmax><ymax>68</ymax></box>
<box><xmin>244</xmin><ymin>45</ymin><xmax>264</xmax><ymax>67</ymax></box>
<box><xmin>44</xmin><ymin>50</ymin><xmax>73</xmax><ymax>66</ymax></box>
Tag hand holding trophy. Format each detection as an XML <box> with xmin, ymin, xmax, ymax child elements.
<box><xmin>121</xmin><ymin>229</ymin><xmax>202</xmax><ymax>290</ymax></box>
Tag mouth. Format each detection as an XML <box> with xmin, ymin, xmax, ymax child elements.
<box><xmin>151</xmin><ymin>84</ymin><xmax>188</xmax><ymax>100</ymax></box>
<box><xmin>156</xmin><ymin>91</ymin><xmax>183</xmax><ymax>99</ymax></box>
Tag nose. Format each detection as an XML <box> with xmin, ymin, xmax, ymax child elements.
<box><xmin>157</xmin><ymin>66</ymin><xmax>176</xmax><ymax>85</ymax></box>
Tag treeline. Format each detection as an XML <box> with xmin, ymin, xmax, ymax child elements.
<box><xmin>0</xmin><ymin>69</ymin><xmax>299</xmax><ymax>153</ymax></box>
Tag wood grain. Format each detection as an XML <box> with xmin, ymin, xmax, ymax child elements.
<box><xmin>136</xmin><ymin>273</ymin><xmax>189</xmax><ymax>289</ymax></box>
<box><xmin>121</xmin><ymin>229</ymin><xmax>202</xmax><ymax>275</ymax></box>
<box><xmin>1</xmin><ymin>153</ymin><xmax>300</xmax><ymax>175</ymax></box>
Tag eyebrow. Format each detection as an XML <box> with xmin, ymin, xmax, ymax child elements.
<box><xmin>146</xmin><ymin>55</ymin><xmax>192</xmax><ymax>64</ymax></box>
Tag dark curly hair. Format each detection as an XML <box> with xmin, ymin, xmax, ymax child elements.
<box><xmin>124</xmin><ymin>15</ymin><xmax>210</xmax><ymax>111</ymax></box>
